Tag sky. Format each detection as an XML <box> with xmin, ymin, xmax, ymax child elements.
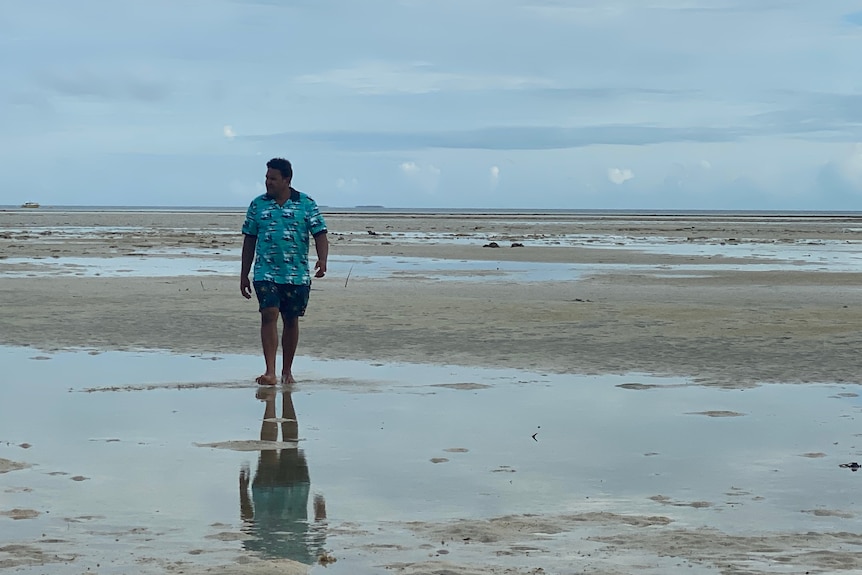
<box><xmin>2</xmin><ymin>0</ymin><xmax>862</xmax><ymax>210</ymax></box>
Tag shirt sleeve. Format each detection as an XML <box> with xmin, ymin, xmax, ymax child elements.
<box><xmin>307</xmin><ymin>199</ymin><xmax>327</xmax><ymax>236</ymax></box>
<box><xmin>241</xmin><ymin>199</ymin><xmax>258</xmax><ymax>236</ymax></box>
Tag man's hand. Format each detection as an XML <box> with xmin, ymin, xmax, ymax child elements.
<box><xmin>241</xmin><ymin>276</ymin><xmax>253</xmax><ymax>299</ymax></box>
<box><xmin>313</xmin><ymin>493</ymin><xmax>327</xmax><ymax>520</ymax></box>
<box><xmin>314</xmin><ymin>260</ymin><xmax>327</xmax><ymax>278</ymax></box>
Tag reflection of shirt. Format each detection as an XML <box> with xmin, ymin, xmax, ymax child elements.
<box><xmin>244</xmin><ymin>449</ymin><xmax>326</xmax><ymax>564</ymax></box>
<box><xmin>241</xmin><ymin>191</ymin><xmax>327</xmax><ymax>285</ymax></box>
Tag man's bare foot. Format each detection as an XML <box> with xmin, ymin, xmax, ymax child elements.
<box><xmin>256</xmin><ymin>386</ymin><xmax>276</xmax><ymax>401</ymax></box>
<box><xmin>281</xmin><ymin>372</ymin><xmax>297</xmax><ymax>385</ymax></box>
<box><xmin>255</xmin><ymin>373</ymin><xmax>278</xmax><ymax>386</ymax></box>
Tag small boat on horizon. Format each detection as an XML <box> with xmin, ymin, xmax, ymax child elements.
<box><xmin>21</xmin><ymin>202</ymin><xmax>40</xmax><ymax>208</ymax></box>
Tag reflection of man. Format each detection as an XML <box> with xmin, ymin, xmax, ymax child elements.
<box><xmin>239</xmin><ymin>387</ymin><xmax>327</xmax><ymax>564</ymax></box>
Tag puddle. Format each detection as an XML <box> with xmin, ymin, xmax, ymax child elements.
<box><xmin>0</xmin><ymin>254</ymin><xmax>586</xmax><ymax>282</ymax></box>
<box><xmin>338</xmin><ymin>255</ymin><xmax>589</xmax><ymax>282</ymax></box>
<box><xmin>340</xmin><ymin>230</ymin><xmax>862</xmax><ymax>271</ymax></box>
<box><xmin>3</xmin><ymin>250</ymin><xmax>858</xmax><ymax>282</ymax></box>
<box><xmin>0</xmin><ymin>255</ymin><xmax>238</xmax><ymax>277</ymax></box>
<box><xmin>0</xmin><ymin>226</ymin><xmax>237</xmax><ymax>239</ymax></box>
<box><xmin>1</xmin><ymin>346</ymin><xmax>860</xmax><ymax>572</ymax></box>
<box><xmin>6</xmin><ymin>219</ymin><xmax>862</xmax><ymax>281</ymax></box>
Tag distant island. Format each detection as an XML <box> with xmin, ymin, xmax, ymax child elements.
<box><xmin>354</xmin><ymin>205</ymin><xmax>385</xmax><ymax>209</ymax></box>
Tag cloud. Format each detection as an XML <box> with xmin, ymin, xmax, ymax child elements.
<box><xmin>399</xmin><ymin>160</ymin><xmax>441</xmax><ymax>192</ymax></box>
<box><xmin>34</xmin><ymin>67</ymin><xmax>172</xmax><ymax>102</ymax></box>
<box><xmin>229</xmin><ymin>179</ymin><xmax>264</xmax><ymax>198</ymax></box>
<box><xmin>3</xmin><ymin>0</ymin><xmax>859</xmax><ymax>210</ymax></box>
<box><xmin>490</xmin><ymin>165</ymin><xmax>500</xmax><ymax>188</ymax></box>
<box><xmin>818</xmin><ymin>143</ymin><xmax>862</xmax><ymax>195</ymax></box>
<box><xmin>751</xmin><ymin>93</ymin><xmax>862</xmax><ymax>141</ymax></box>
<box><xmin>335</xmin><ymin>177</ymin><xmax>360</xmax><ymax>192</ymax></box>
<box><xmin>295</xmin><ymin>61</ymin><xmax>552</xmax><ymax>95</ymax></box>
<box><xmin>844</xmin><ymin>11</ymin><xmax>862</xmax><ymax>25</ymax></box>
<box><xmin>660</xmin><ymin>158</ymin><xmax>720</xmax><ymax>196</ymax></box>
<box><xmin>607</xmin><ymin>167</ymin><xmax>634</xmax><ymax>184</ymax></box>
<box><xmin>245</xmin><ymin>124</ymin><xmax>746</xmax><ymax>152</ymax></box>
<box><xmin>519</xmin><ymin>1</ymin><xmax>624</xmax><ymax>20</ymax></box>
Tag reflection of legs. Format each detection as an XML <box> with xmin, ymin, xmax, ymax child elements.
<box><xmin>281</xmin><ymin>390</ymin><xmax>299</xmax><ymax>442</ymax></box>
<box><xmin>281</xmin><ymin>314</ymin><xmax>299</xmax><ymax>385</ymax></box>
<box><xmin>257</xmin><ymin>307</ymin><xmax>280</xmax><ymax>386</ymax></box>
<box><xmin>259</xmin><ymin>387</ymin><xmax>278</xmax><ymax>442</ymax></box>
<box><xmin>239</xmin><ymin>464</ymin><xmax>253</xmax><ymax>521</ymax></box>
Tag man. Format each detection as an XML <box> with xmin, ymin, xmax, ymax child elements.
<box><xmin>241</xmin><ymin>158</ymin><xmax>329</xmax><ymax>385</ymax></box>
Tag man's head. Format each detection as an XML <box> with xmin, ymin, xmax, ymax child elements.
<box><xmin>265</xmin><ymin>158</ymin><xmax>293</xmax><ymax>198</ymax></box>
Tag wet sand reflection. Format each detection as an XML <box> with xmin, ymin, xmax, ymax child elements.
<box><xmin>238</xmin><ymin>387</ymin><xmax>327</xmax><ymax>564</ymax></box>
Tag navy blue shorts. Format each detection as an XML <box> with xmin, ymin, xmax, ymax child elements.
<box><xmin>253</xmin><ymin>281</ymin><xmax>310</xmax><ymax>317</ymax></box>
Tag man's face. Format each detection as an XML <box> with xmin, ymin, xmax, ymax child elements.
<box><xmin>265</xmin><ymin>168</ymin><xmax>290</xmax><ymax>197</ymax></box>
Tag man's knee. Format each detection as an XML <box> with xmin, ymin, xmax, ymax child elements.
<box><xmin>281</xmin><ymin>314</ymin><xmax>300</xmax><ymax>330</ymax></box>
<box><xmin>260</xmin><ymin>307</ymin><xmax>280</xmax><ymax>324</ymax></box>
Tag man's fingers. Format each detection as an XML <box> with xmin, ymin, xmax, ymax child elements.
<box><xmin>241</xmin><ymin>277</ymin><xmax>253</xmax><ymax>298</ymax></box>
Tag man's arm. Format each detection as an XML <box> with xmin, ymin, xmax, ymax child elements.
<box><xmin>313</xmin><ymin>231</ymin><xmax>328</xmax><ymax>278</ymax></box>
<box><xmin>241</xmin><ymin>234</ymin><xmax>256</xmax><ymax>298</ymax></box>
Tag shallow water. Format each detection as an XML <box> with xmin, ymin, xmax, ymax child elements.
<box><xmin>5</xmin><ymin>220</ymin><xmax>862</xmax><ymax>281</ymax></box>
<box><xmin>2</xmin><ymin>249</ymin><xmax>858</xmax><ymax>282</ymax></box>
<box><xmin>1</xmin><ymin>346</ymin><xmax>860</xmax><ymax>572</ymax></box>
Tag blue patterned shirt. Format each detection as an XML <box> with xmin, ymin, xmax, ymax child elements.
<box><xmin>242</xmin><ymin>190</ymin><xmax>327</xmax><ymax>285</ymax></box>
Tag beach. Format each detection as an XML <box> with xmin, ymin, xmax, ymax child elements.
<box><xmin>1</xmin><ymin>209</ymin><xmax>861</xmax><ymax>574</ymax></box>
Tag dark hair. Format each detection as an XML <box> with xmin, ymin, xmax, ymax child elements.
<box><xmin>266</xmin><ymin>158</ymin><xmax>293</xmax><ymax>180</ymax></box>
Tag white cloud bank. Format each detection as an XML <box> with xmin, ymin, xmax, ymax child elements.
<box><xmin>400</xmin><ymin>161</ymin><xmax>441</xmax><ymax>192</ymax></box>
<box><xmin>295</xmin><ymin>61</ymin><xmax>552</xmax><ymax>96</ymax></box>
<box><xmin>608</xmin><ymin>167</ymin><xmax>634</xmax><ymax>184</ymax></box>
<box><xmin>490</xmin><ymin>165</ymin><xmax>500</xmax><ymax>188</ymax></box>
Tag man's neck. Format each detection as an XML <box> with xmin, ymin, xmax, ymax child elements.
<box><xmin>270</xmin><ymin>187</ymin><xmax>293</xmax><ymax>205</ymax></box>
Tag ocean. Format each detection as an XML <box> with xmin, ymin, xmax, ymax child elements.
<box><xmin>4</xmin><ymin>204</ymin><xmax>862</xmax><ymax>217</ymax></box>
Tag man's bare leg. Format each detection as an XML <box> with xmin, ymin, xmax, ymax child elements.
<box><xmin>281</xmin><ymin>314</ymin><xmax>299</xmax><ymax>384</ymax></box>
<box><xmin>257</xmin><ymin>307</ymin><xmax>280</xmax><ymax>386</ymax></box>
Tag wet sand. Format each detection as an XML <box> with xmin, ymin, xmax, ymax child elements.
<box><xmin>3</xmin><ymin>210</ymin><xmax>862</xmax><ymax>386</ymax></box>
<box><xmin>1</xmin><ymin>210</ymin><xmax>862</xmax><ymax>574</ymax></box>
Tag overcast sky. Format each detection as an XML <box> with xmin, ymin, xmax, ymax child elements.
<box><xmin>2</xmin><ymin>0</ymin><xmax>862</xmax><ymax>209</ymax></box>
